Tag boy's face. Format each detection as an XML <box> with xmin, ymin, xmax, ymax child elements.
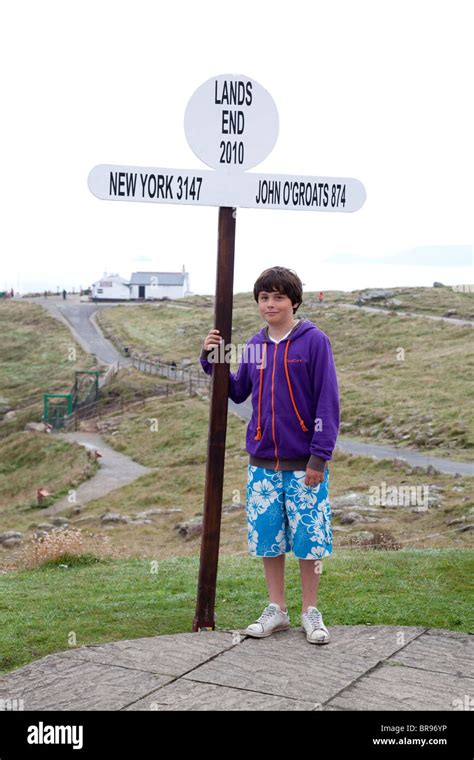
<box><xmin>257</xmin><ymin>289</ymin><xmax>296</xmax><ymax>326</ymax></box>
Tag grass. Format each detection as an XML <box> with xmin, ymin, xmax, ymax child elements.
<box><xmin>94</xmin><ymin>392</ymin><xmax>474</xmax><ymax>554</ymax></box>
<box><xmin>0</xmin><ymin>291</ymin><xmax>472</xmax><ymax>677</ymax></box>
<box><xmin>0</xmin><ymin>300</ymin><xmax>99</xmax><ymax>439</ymax></box>
<box><xmin>98</xmin><ymin>364</ymin><xmax>184</xmax><ymax>402</ymax></box>
<box><xmin>0</xmin><ymin>548</ymin><xmax>472</xmax><ymax>676</ymax></box>
<box><xmin>1</xmin><ymin>388</ymin><xmax>473</xmax><ymax>569</ymax></box>
<box><xmin>96</xmin><ymin>289</ymin><xmax>474</xmax><ymax>461</ymax></box>
<box><xmin>0</xmin><ymin>431</ymin><xmax>99</xmax><ymax>523</ymax></box>
<box><xmin>329</xmin><ymin>284</ymin><xmax>474</xmax><ymax>320</ymax></box>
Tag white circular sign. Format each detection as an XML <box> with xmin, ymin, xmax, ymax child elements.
<box><xmin>184</xmin><ymin>74</ymin><xmax>279</xmax><ymax>173</ymax></box>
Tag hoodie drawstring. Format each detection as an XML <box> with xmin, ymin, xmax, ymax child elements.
<box><xmin>254</xmin><ymin>342</ymin><xmax>267</xmax><ymax>440</ymax></box>
<box><xmin>284</xmin><ymin>340</ymin><xmax>309</xmax><ymax>432</ymax></box>
<box><xmin>254</xmin><ymin>338</ymin><xmax>308</xmax><ymax>439</ymax></box>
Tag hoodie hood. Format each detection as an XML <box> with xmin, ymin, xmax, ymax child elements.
<box><xmin>257</xmin><ymin>317</ymin><xmax>315</xmax><ymax>344</ymax></box>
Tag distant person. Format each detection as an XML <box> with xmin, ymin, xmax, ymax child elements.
<box><xmin>200</xmin><ymin>266</ymin><xmax>339</xmax><ymax>645</ymax></box>
<box><xmin>319</xmin><ymin>291</ymin><xmax>324</xmax><ymax>302</ymax></box>
<box><xmin>44</xmin><ymin>290</ymin><xmax>48</xmax><ymax>298</ymax></box>
<box><xmin>62</xmin><ymin>289</ymin><xmax>67</xmax><ymax>300</ymax></box>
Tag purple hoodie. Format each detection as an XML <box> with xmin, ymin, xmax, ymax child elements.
<box><xmin>199</xmin><ymin>318</ymin><xmax>340</xmax><ymax>473</ymax></box>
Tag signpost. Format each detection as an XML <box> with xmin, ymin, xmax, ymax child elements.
<box><xmin>89</xmin><ymin>164</ymin><xmax>365</xmax><ymax>212</ymax></box>
<box><xmin>184</xmin><ymin>74</ymin><xmax>279</xmax><ymax>172</ymax></box>
<box><xmin>88</xmin><ymin>73</ymin><xmax>366</xmax><ymax>632</ymax></box>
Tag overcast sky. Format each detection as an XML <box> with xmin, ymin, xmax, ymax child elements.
<box><xmin>1</xmin><ymin>0</ymin><xmax>472</xmax><ymax>295</ymax></box>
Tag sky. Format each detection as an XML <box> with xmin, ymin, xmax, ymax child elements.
<box><xmin>1</xmin><ymin>0</ymin><xmax>472</xmax><ymax>296</ymax></box>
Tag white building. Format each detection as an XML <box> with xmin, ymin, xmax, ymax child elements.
<box><xmin>91</xmin><ymin>274</ymin><xmax>130</xmax><ymax>301</ymax></box>
<box><xmin>90</xmin><ymin>267</ymin><xmax>191</xmax><ymax>301</ymax></box>
<box><xmin>129</xmin><ymin>268</ymin><xmax>191</xmax><ymax>300</ymax></box>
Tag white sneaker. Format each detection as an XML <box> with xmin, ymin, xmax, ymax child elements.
<box><xmin>301</xmin><ymin>606</ymin><xmax>330</xmax><ymax>644</ymax></box>
<box><xmin>245</xmin><ymin>603</ymin><xmax>291</xmax><ymax>638</ymax></box>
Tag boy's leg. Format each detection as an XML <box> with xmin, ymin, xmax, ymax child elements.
<box><xmin>246</xmin><ymin>465</ymin><xmax>290</xmax><ymax>613</ymax></box>
<box><xmin>262</xmin><ymin>555</ymin><xmax>287</xmax><ymax>611</ymax></box>
<box><xmin>299</xmin><ymin>559</ymin><xmax>323</xmax><ymax>614</ymax></box>
<box><xmin>283</xmin><ymin>468</ymin><xmax>332</xmax><ymax>613</ymax></box>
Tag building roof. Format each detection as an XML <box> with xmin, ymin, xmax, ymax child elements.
<box><xmin>92</xmin><ymin>275</ymin><xmax>130</xmax><ymax>286</ymax></box>
<box><xmin>130</xmin><ymin>272</ymin><xmax>187</xmax><ymax>286</ymax></box>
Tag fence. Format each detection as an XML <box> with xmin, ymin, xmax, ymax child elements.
<box><xmin>96</xmin><ymin>316</ymin><xmax>211</xmax><ymax>386</ymax></box>
<box><xmin>60</xmin><ymin>384</ymin><xmax>175</xmax><ymax>431</ymax></box>
<box><xmin>99</xmin><ymin>361</ymin><xmax>120</xmax><ymax>388</ymax></box>
<box><xmin>59</xmin><ymin>352</ymin><xmax>211</xmax><ymax>429</ymax></box>
<box><xmin>44</xmin><ymin>335</ymin><xmax>212</xmax><ymax>430</ymax></box>
<box><xmin>131</xmin><ymin>355</ymin><xmax>211</xmax><ymax>394</ymax></box>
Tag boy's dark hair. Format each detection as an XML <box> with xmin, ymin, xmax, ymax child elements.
<box><xmin>253</xmin><ymin>267</ymin><xmax>303</xmax><ymax>315</ymax></box>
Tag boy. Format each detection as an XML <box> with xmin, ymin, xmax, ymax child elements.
<box><xmin>200</xmin><ymin>266</ymin><xmax>340</xmax><ymax>644</ymax></box>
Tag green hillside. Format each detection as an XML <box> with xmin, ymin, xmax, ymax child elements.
<box><xmin>96</xmin><ymin>288</ymin><xmax>474</xmax><ymax>462</ymax></box>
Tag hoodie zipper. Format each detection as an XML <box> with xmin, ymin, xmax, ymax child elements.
<box><xmin>271</xmin><ymin>342</ymin><xmax>280</xmax><ymax>470</ymax></box>
<box><xmin>255</xmin><ymin>319</ymin><xmax>309</xmax><ymax>471</ymax></box>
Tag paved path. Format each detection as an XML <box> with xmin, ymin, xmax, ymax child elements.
<box><xmin>7</xmin><ymin>298</ymin><xmax>473</xmax><ymax>712</ymax></box>
<box><xmin>0</xmin><ymin>626</ymin><xmax>471</xmax><ymax>710</ymax></box>
<box><xmin>337</xmin><ymin>302</ymin><xmax>474</xmax><ymax>327</ymax></box>
<box><xmin>17</xmin><ymin>300</ymin><xmax>151</xmax><ymax>516</ymax></box>
<box><xmin>229</xmin><ymin>400</ymin><xmax>474</xmax><ymax>476</ymax></box>
<box><xmin>26</xmin><ymin>296</ymin><xmax>474</xmax><ymax>477</ymax></box>
<box><xmin>23</xmin><ymin>296</ymin><xmax>131</xmax><ymax>366</ymax></box>
<box><xmin>40</xmin><ymin>432</ymin><xmax>153</xmax><ymax>516</ymax></box>
<box><xmin>332</xmin><ymin>436</ymin><xmax>474</xmax><ymax>476</ymax></box>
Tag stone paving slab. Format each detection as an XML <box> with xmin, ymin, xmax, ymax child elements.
<box><xmin>124</xmin><ymin>679</ymin><xmax>317</xmax><ymax>711</ymax></box>
<box><xmin>295</xmin><ymin>623</ymin><xmax>425</xmax><ymax>659</ymax></box>
<box><xmin>326</xmin><ymin>663</ymin><xmax>473</xmax><ymax>711</ymax></box>
<box><xmin>180</xmin><ymin>627</ymin><xmax>425</xmax><ymax>704</ymax></box>
<box><xmin>0</xmin><ymin>626</ymin><xmax>472</xmax><ymax>711</ymax></box>
<box><xmin>53</xmin><ymin>631</ymin><xmax>240</xmax><ymax>677</ymax></box>
<box><xmin>388</xmin><ymin>630</ymin><xmax>474</xmax><ymax>678</ymax></box>
<box><xmin>0</xmin><ymin>655</ymin><xmax>172</xmax><ymax>711</ymax></box>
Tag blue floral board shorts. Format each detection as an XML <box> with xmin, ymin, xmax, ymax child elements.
<box><xmin>246</xmin><ymin>465</ymin><xmax>333</xmax><ymax>560</ymax></box>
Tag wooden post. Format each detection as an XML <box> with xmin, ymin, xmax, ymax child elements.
<box><xmin>193</xmin><ymin>206</ymin><xmax>236</xmax><ymax>631</ymax></box>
